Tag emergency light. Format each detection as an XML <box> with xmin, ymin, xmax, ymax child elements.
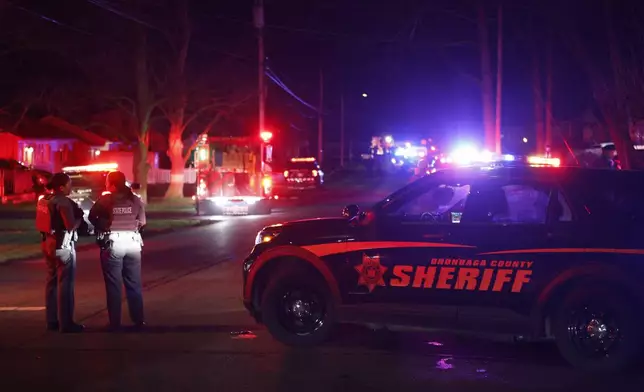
<box><xmin>291</xmin><ymin>157</ymin><xmax>316</xmax><ymax>162</ymax></box>
<box><xmin>62</xmin><ymin>163</ymin><xmax>119</xmax><ymax>172</ymax></box>
<box><xmin>260</xmin><ymin>131</ymin><xmax>273</xmax><ymax>143</ymax></box>
<box><xmin>527</xmin><ymin>156</ymin><xmax>561</xmax><ymax>167</ymax></box>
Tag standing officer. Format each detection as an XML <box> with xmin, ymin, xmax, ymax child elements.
<box><xmin>88</xmin><ymin>171</ymin><xmax>146</xmax><ymax>331</ymax></box>
<box><xmin>36</xmin><ymin>173</ymin><xmax>85</xmax><ymax>333</ymax></box>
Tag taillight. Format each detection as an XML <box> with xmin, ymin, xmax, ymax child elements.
<box><xmin>283</xmin><ymin>170</ymin><xmax>289</xmax><ymax>177</ymax></box>
<box><xmin>312</xmin><ymin>170</ymin><xmax>318</xmax><ymax>177</ymax></box>
<box><xmin>262</xmin><ymin>176</ymin><xmax>272</xmax><ymax>188</ymax></box>
<box><xmin>197</xmin><ymin>179</ymin><xmax>207</xmax><ymax>197</ymax></box>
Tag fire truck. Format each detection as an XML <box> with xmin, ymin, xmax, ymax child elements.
<box><xmin>194</xmin><ymin>135</ymin><xmax>273</xmax><ymax>216</ymax></box>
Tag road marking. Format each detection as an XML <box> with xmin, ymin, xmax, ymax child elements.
<box><xmin>0</xmin><ymin>306</ymin><xmax>45</xmax><ymax>312</ymax></box>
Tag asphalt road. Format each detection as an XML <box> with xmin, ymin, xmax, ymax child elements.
<box><xmin>1</xmin><ymin>179</ymin><xmax>643</xmax><ymax>391</ymax></box>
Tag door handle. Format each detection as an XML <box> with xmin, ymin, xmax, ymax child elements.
<box><xmin>423</xmin><ymin>233</ymin><xmax>449</xmax><ymax>241</ymax></box>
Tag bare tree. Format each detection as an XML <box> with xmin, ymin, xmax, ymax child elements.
<box><xmin>159</xmin><ymin>0</ymin><xmax>252</xmax><ymax>199</ymax></box>
<box><xmin>531</xmin><ymin>40</ymin><xmax>544</xmax><ymax>152</ymax></box>
<box><xmin>554</xmin><ymin>0</ymin><xmax>644</xmax><ymax>168</ymax></box>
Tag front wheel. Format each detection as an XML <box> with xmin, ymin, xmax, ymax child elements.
<box><xmin>553</xmin><ymin>285</ymin><xmax>643</xmax><ymax>372</ymax></box>
<box><xmin>260</xmin><ymin>268</ymin><xmax>336</xmax><ymax>346</ymax></box>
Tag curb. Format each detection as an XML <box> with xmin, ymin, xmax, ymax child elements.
<box><xmin>0</xmin><ymin>220</ymin><xmax>219</xmax><ymax>266</ymax></box>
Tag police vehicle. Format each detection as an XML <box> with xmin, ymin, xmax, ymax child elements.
<box><xmin>273</xmin><ymin>157</ymin><xmax>324</xmax><ymax>197</ymax></box>
<box><xmin>58</xmin><ymin>163</ymin><xmax>139</xmax><ymax>233</ymax></box>
<box><xmin>243</xmin><ymin>158</ymin><xmax>644</xmax><ymax>372</ymax></box>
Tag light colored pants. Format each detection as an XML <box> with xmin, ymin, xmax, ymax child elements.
<box><xmin>100</xmin><ymin>239</ymin><xmax>143</xmax><ymax>327</ymax></box>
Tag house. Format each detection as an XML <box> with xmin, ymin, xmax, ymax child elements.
<box><xmin>0</xmin><ymin>115</ymin><xmax>113</xmax><ymax>173</ymax></box>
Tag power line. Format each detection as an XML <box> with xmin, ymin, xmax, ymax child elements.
<box><xmin>8</xmin><ymin>2</ymin><xmax>94</xmax><ymax>36</ymax></box>
<box><xmin>265</xmin><ymin>66</ymin><xmax>319</xmax><ymax>112</ymax></box>
<box><xmin>86</xmin><ymin>0</ymin><xmax>158</xmax><ymax>30</ymax></box>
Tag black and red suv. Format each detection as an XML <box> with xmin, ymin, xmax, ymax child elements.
<box><xmin>243</xmin><ymin>163</ymin><xmax>644</xmax><ymax>373</ymax></box>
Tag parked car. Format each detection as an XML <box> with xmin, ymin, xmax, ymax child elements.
<box><xmin>0</xmin><ymin>159</ymin><xmax>51</xmax><ymax>193</ymax></box>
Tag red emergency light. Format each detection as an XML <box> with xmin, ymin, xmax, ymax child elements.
<box><xmin>260</xmin><ymin>131</ymin><xmax>273</xmax><ymax>143</ymax></box>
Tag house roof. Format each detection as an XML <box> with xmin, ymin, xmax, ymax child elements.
<box><xmin>40</xmin><ymin>116</ymin><xmax>107</xmax><ymax>146</ymax></box>
<box><xmin>0</xmin><ymin>115</ymin><xmax>108</xmax><ymax>146</ymax></box>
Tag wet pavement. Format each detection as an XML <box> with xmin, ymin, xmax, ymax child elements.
<box><xmin>1</xmin><ymin>177</ymin><xmax>643</xmax><ymax>391</ymax></box>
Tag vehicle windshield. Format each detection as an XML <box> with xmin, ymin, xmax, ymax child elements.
<box><xmin>286</xmin><ymin>161</ymin><xmax>319</xmax><ymax>170</ymax></box>
<box><xmin>67</xmin><ymin>171</ymin><xmax>109</xmax><ymax>189</ymax></box>
<box><xmin>371</xmin><ymin>175</ymin><xmax>433</xmax><ymax>212</ymax></box>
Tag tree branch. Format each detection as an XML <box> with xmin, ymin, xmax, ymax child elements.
<box><xmin>181</xmin><ymin>112</ymin><xmax>224</xmax><ymax>162</ymax></box>
<box><xmin>179</xmin><ymin>93</ymin><xmax>253</xmax><ymax>162</ymax></box>
<box><xmin>180</xmin><ymin>99</ymin><xmax>228</xmax><ymax>132</ymax></box>
<box><xmin>86</xmin><ymin>121</ymin><xmax>132</xmax><ymax>143</ymax></box>
<box><xmin>110</xmin><ymin>96</ymin><xmax>137</xmax><ymax>117</ymax></box>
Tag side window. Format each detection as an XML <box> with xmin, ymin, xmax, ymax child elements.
<box><xmin>389</xmin><ymin>182</ymin><xmax>471</xmax><ymax>223</ymax></box>
<box><xmin>556</xmin><ymin>192</ymin><xmax>573</xmax><ymax>222</ymax></box>
<box><xmin>462</xmin><ymin>183</ymin><xmax>550</xmax><ymax>224</ymax></box>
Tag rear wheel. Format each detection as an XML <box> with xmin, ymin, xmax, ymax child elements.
<box><xmin>553</xmin><ymin>285</ymin><xmax>642</xmax><ymax>372</ymax></box>
<box><xmin>260</xmin><ymin>267</ymin><xmax>336</xmax><ymax>346</ymax></box>
<box><xmin>254</xmin><ymin>200</ymin><xmax>271</xmax><ymax>215</ymax></box>
<box><xmin>197</xmin><ymin>201</ymin><xmax>219</xmax><ymax>216</ymax></box>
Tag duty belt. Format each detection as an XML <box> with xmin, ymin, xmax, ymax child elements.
<box><xmin>103</xmin><ymin>231</ymin><xmax>141</xmax><ymax>241</ymax></box>
<box><xmin>40</xmin><ymin>231</ymin><xmax>76</xmax><ymax>248</ymax></box>
<box><xmin>98</xmin><ymin>231</ymin><xmax>143</xmax><ymax>248</ymax></box>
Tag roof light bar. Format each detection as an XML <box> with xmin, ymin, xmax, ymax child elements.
<box><xmin>291</xmin><ymin>157</ymin><xmax>316</xmax><ymax>162</ymax></box>
<box><xmin>62</xmin><ymin>163</ymin><xmax>119</xmax><ymax>172</ymax></box>
<box><xmin>527</xmin><ymin>156</ymin><xmax>560</xmax><ymax>167</ymax></box>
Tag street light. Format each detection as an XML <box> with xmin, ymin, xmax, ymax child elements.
<box><xmin>362</xmin><ymin>93</ymin><xmax>368</xmax><ymax>98</ymax></box>
<box><xmin>522</xmin><ymin>137</ymin><xmax>528</xmax><ymax>143</ymax></box>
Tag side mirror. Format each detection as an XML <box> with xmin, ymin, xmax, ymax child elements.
<box><xmin>342</xmin><ymin>204</ymin><xmax>360</xmax><ymax>218</ymax></box>
<box><xmin>131</xmin><ymin>182</ymin><xmax>141</xmax><ymax>191</ymax></box>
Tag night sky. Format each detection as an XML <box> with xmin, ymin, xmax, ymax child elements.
<box><xmin>0</xmin><ymin>0</ymin><xmax>638</xmax><ymax>150</ymax></box>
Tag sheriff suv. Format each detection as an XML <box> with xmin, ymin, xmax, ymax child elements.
<box><xmin>273</xmin><ymin>157</ymin><xmax>324</xmax><ymax>196</ymax></box>
<box><xmin>243</xmin><ymin>164</ymin><xmax>644</xmax><ymax>372</ymax></box>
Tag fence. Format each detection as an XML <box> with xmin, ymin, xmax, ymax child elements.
<box><xmin>147</xmin><ymin>168</ymin><xmax>196</xmax><ymax>184</ymax></box>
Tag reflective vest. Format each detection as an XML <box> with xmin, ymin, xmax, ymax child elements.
<box><xmin>102</xmin><ymin>193</ymin><xmax>141</xmax><ymax>232</ymax></box>
<box><xmin>35</xmin><ymin>194</ymin><xmax>55</xmax><ymax>233</ymax></box>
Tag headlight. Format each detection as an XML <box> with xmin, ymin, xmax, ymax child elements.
<box><xmin>254</xmin><ymin>225</ymin><xmax>282</xmax><ymax>245</ymax></box>
<box><xmin>255</xmin><ymin>231</ymin><xmax>278</xmax><ymax>245</ymax></box>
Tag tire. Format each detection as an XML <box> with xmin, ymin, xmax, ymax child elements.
<box><xmin>197</xmin><ymin>201</ymin><xmax>218</xmax><ymax>216</ymax></box>
<box><xmin>260</xmin><ymin>266</ymin><xmax>336</xmax><ymax>346</ymax></box>
<box><xmin>255</xmin><ymin>200</ymin><xmax>271</xmax><ymax>215</ymax></box>
<box><xmin>553</xmin><ymin>284</ymin><xmax>642</xmax><ymax>372</ymax></box>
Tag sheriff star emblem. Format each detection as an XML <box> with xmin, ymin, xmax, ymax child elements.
<box><xmin>355</xmin><ymin>254</ymin><xmax>387</xmax><ymax>293</ymax></box>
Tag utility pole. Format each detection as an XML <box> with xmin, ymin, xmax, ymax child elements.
<box><xmin>495</xmin><ymin>4</ymin><xmax>503</xmax><ymax>154</ymax></box>
<box><xmin>340</xmin><ymin>92</ymin><xmax>345</xmax><ymax>167</ymax></box>
<box><xmin>545</xmin><ymin>30</ymin><xmax>553</xmax><ymax>149</ymax></box>
<box><xmin>253</xmin><ymin>0</ymin><xmax>265</xmax><ymax>170</ymax></box>
<box><xmin>318</xmin><ymin>68</ymin><xmax>324</xmax><ymax>164</ymax></box>
<box><xmin>477</xmin><ymin>3</ymin><xmax>495</xmax><ymax>152</ymax></box>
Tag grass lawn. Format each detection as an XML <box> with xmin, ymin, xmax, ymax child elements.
<box><xmin>0</xmin><ymin>218</ymin><xmax>215</xmax><ymax>264</ymax></box>
<box><xmin>145</xmin><ymin>197</ymin><xmax>195</xmax><ymax>213</ymax></box>
<box><xmin>0</xmin><ymin>203</ymin><xmax>38</xmax><ymax>212</ymax></box>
